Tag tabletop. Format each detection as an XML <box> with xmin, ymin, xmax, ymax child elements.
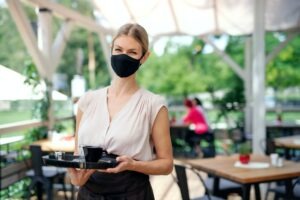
<box><xmin>0</xmin><ymin>135</ymin><xmax>24</xmax><ymax>146</ymax></box>
<box><xmin>184</xmin><ymin>154</ymin><xmax>300</xmax><ymax>184</ymax></box>
<box><xmin>274</xmin><ymin>135</ymin><xmax>300</xmax><ymax>150</ymax></box>
<box><xmin>32</xmin><ymin>136</ymin><xmax>75</xmax><ymax>153</ymax></box>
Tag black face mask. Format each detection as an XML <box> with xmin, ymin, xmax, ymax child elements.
<box><xmin>111</xmin><ymin>54</ymin><xmax>142</xmax><ymax>78</ymax></box>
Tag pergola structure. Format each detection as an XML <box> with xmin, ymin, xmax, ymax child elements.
<box><xmin>5</xmin><ymin>0</ymin><xmax>300</xmax><ymax>154</ymax></box>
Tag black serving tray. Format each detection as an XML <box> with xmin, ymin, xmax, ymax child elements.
<box><xmin>43</xmin><ymin>154</ymin><xmax>118</xmax><ymax>169</ymax></box>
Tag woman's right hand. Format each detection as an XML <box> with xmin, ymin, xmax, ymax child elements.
<box><xmin>67</xmin><ymin>168</ymin><xmax>95</xmax><ymax>186</ymax></box>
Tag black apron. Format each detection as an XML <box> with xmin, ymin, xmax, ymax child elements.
<box><xmin>77</xmin><ymin>170</ymin><xmax>155</xmax><ymax>200</ymax></box>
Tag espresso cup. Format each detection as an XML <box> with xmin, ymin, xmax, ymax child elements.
<box><xmin>82</xmin><ymin>146</ymin><xmax>103</xmax><ymax>162</ymax></box>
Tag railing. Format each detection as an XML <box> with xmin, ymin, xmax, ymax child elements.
<box><xmin>0</xmin><ymin>116</ymin><xmax>73</xmax><ymax>193</ymax></box>
<box><xmin>0</xmin><ymin>116</ymin><xmax>73</xmax><ymax>135</ymax></box>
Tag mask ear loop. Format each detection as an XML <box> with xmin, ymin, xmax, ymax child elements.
<box><xmin>139</xmin><ymin>52</ymin><xmax>146</xmax><ymax>66</ymax></box>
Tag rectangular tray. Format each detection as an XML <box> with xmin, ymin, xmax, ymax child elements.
<box><xmin>43</xmin><ymin>154</ymin><xmax>118</xmax><ymax>169</ymax></box>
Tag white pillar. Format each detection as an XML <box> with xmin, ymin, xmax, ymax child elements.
<box><xmin>37</xmin><ymin>8</ymin><xmax>55</xmax><ymax>131</ymax></box>
<box><xmin>244</xmin><ymin>37</ymin><xmax>252</xmax><ymax>138</ymax></box>
<box><xmin>252</xmin><ymin>0</ymin><xmax>266</xmax><ymax>154</ymax></box>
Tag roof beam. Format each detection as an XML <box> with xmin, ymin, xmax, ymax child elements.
<box><xmin>6</xmin><ymin>0</ymin><xmax>48</xmax><ymax>78</ymax></box>
<box><xmin>124</xmin><ymin>0</ymin><xmax>137</xmax><ymax>22</ymax></box>
<box><xmin>168</xmin><ymin>0</ymin><xmax>180</xmax><ymax>32</ymax></box>
<box><xmin>24</xmin><ymin>0</ymin><xmax>112</xmax><ymax>35</ymax></box>
<box><xmin>202</xmin><ymin>36</ymin><xmax>246</xmax><ymax>81</ymax></box>
<box><xmin>265</xmin><ymin>31</ymin><xmax>299</xmax><ymax>65</ymax></box>
<box><xmin>52</xmin><ymin>20</ymin><xmax>74</xmax><ymax>71</ymax></box>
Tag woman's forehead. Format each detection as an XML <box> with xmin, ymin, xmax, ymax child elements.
<box><xmin>113</xmin><ymin>35</ymin><xmax>142</xmax><ymax>50</ymax></box>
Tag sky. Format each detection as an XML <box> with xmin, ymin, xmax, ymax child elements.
<box><xmin>0</xmin><ymin>0</ymin><xmax>5</xmax><ymax>7</ymax></box>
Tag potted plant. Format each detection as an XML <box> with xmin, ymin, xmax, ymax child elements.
<box><xmin>238</xmin><ymin>142</ymin><xmax>251</xmax><ymax>164</ymax></box>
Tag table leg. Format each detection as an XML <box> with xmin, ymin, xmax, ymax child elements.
<box><xmin>285</xmin><ymin>179</ymin><xmax>293</xmax><ymax>199</ymax></box>
<box><xmin>242</xmin><ymin>184</ymin><xmax>251</xmax><ymax>200</ymax></box>
<box><xmin>284</xmin><ymin>148</ymin><xmax>291</xmax><ymax>160</ymax></box>
<box><xmin>254</xmin><ymin>183</ymin><xmax>261</xmax><ymax>200</ymax></box>
<box><xmin>37</xmin><ymin>182</ymin><xmax>43</xmax><ymax>200</ymax></box>
<box><xmin>212</xmin><ymin>176</ymin><xmax>220</xmax><ymax>195</ymax></box>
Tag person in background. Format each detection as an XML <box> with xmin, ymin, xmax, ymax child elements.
<box><xmin>183</xmin><ymin>99</ymin><xmax>209</xmax><ymax>134</ymax></box>
<box><xmin>68</xmin><ymin>23</ymin><xmax>173</xmax><ymax>200</ymax></box>
<box><xmin>183</xmin><ymin>98</ymin><xmax>209</xmax><ymax>157</ymax></box>
<box><xmin>192</xmin><ymin>97</ymin><xmax>209</xmax><ymax>125</ymax></box>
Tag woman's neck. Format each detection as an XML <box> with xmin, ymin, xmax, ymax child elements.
<box><xmin>109</xmin><ymin>78</ymin><xmax>139</xmax><ymax>97</ymax></box>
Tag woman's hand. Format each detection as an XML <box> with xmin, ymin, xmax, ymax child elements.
<box><xmin>67</xmin><ymin>168</ymin><xmax>95</xmax><ymax>186</ymax></box>
<box><xmin>104</xmin><ymin>155</ymin><xmax>136</xmax><ymax>173</ymax></box>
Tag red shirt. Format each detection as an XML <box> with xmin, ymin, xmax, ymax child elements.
<box><xmin>183</xmin><ymin>107</ymin><xmax>209</xmax><ymax>134</ymax></box>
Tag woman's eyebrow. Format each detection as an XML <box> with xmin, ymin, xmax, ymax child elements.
<box><xmin>114</xmin><ymin>44</ymin><xmax>138</xmax><ymax>51</ymax></box>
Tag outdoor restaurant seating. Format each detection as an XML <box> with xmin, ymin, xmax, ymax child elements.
<box><xmin>204</xmin><ymin>177</ymin><xmax>242</xmax><ymax>199</ymax></box>
<box><xmin>26</xmin><ymin>145</ymin><xmax>68</xmax><ymax>200</ymax></box>
<box><xmin>174</xmin><ymin>163</ymin><xmax>224</xmax><ymax>200</ymax></box>
<box><xmin>265</xmin><ymin>177</ymin><xmax>300</xmax><ymax>200</ymax></box>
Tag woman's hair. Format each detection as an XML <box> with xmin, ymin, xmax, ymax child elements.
<box><xmin>184</xmin><ymin>99</ymin><xmax>193</xmax><ymax>108</ymax></box>
<box><xmin>112</xmin><ymin>23</ymin><xmax>149</xmax><ymax>55</ymax></box>
<box><xmin>193</xmin><ymin>97</ymin><xmax>203</xmax><ymax>106</ymax></box>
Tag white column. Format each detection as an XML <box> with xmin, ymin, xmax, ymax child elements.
<box><xmin>244</xmin><ymin>37</ymin><xmax>252</xmax><ymax>138</ymax></box>
<box><xmin>252</xmin><ymin>0</ymin><xmax>266</xmax><ymax>154</ymax></box>
<box><xmin>37</xmin><ymin>8</ymin><xmax>55</xmax><ymax>131</ymax></box>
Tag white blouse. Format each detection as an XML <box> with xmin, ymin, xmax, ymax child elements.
<box><xmin>77</xmin><ymin>87</ymin><xmax>167</xmax><ymax>161</ymax></box>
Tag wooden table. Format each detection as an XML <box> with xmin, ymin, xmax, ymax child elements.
<box><xmin>274</xmin><ymin>135</ymin><xmax>300</xmax><ymax>159</ymax></box>
<box><xmin>274</xmin><ymin>135</ymin><xmax>300</xmax><ymax>149</ymax></box>
<box><xmin>31</xmin><ymin>136</ymin><xmax>75</xmax><ymax>153</ymax></box>
<box><xmin>185</xmin><ymin>154</ymin><xmax>300</xmax><ymax>200</ymax></box>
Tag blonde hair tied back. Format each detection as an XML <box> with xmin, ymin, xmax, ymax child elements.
<box><xmin>112</xmin><ymin>23</ymin><xmax>149</xmax><ymax>55</ymax></box>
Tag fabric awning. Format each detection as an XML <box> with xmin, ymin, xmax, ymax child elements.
<box><xmin>92</xmin><ymin>0</ymin><xmax>300</xmax><ymax>37</ymax></box>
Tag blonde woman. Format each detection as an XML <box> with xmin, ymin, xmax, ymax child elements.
<box><xmin>68</xmin><ymin>23</ymin><xmax>173</xmax><ymax>200</ymax></box>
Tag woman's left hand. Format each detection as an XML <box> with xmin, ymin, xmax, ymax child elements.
<box><xmin>105</xmin><ymin>155</ymin><xmax>135</xmax><ymax>173</ymax></box>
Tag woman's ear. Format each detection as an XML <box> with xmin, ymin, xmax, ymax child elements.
<box><xmin>140</xmin><ymin>51</ymin><xmax>151</xmax><ymax>64</ymax></box>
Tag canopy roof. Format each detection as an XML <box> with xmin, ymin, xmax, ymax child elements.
<box><xmin>0</xmin><ymin>65</ymin><xmax>67</xmax><ymax>101</ymax></box>
<box><xmin>93</xmin><ymin>0</ymin><xmax>300</xmax><ymax>37</ymax></box>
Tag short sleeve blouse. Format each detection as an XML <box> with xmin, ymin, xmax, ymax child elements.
<box><xmin>77</xmin><ymin>87</ymin><xmax>167</xmax><ymax>161</ymax></box>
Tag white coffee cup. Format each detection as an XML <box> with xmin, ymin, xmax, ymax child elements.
<box><xmin>277</xmin><ymin>157</ymin><xmax>283</xmax><ymax>167</ymax></box>
<box><xmin>270</xmin><ymin>153</ymin><xmax>279</xmax><ymax>166</ymax></box>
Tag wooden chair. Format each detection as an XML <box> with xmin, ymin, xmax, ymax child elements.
<box><xmin>26</xmin><ymin>145</ymin><xmax>68</xmax><ymax>200</ymax></box>
<box><xmin>174</xmin><ymin>163</ymin><xmax>224</xmax><ymax>200</ymax></box>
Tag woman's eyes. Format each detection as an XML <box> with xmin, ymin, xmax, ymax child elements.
<box><xmin>114</xmin><ymin>48</ymin><xmax>137</xmax><ymax>55</ymax></box>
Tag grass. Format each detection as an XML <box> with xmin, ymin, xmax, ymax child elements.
<box><xmin>0</xmin><ymin>110</ymin><xmax>32</xmax><ymax>124</ymax></box>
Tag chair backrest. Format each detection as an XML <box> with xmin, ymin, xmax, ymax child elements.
<box><xmin>174</xmin><ymin>164</ymin><xmax>190</xmax><ymax>200</ymax></box>
<box><xmin>174</xmin><ymin>163</ymin><xmax>214</xmax><ymax>200</ymax></box>
<box><xmin>29</xmin><ymin>145</ymin><xmax>44</xmax><ymax>176</ymax></box>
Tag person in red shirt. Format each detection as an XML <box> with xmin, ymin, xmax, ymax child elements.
<box><xmin>183</xmin><ymin>99</ymin><xmax>209</xmax><ymax>134</ymax></box>
<box><xmin>182</xmin><ymin>99</ymin><xmax>212</xmax><ymax>157</ymax></box>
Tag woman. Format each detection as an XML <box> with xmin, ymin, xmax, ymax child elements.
<box><xmin>68</xmin><ymin>23</ymin><xmax>173</xmax><ymax>199</ymax></box>
<box><xmin>183</xmin><ymin>99</ymin><xmax>209</xmax><ymax>134</ymax></box>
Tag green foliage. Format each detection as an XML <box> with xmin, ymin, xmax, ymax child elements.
<box><xmin>266</xmin><ymin>33</ymin><xmax>300</xmax><ymax>90</ymax></box>
<box><xmin>238</xmin><ymin>141</ymin><xmax>251</xmax><ymax>155</ymax></box>
<box><xmin>58</xmin><ymin>29</ymin><xmax>109</xmax><ymax>92</ymax></box>
<box><xmin>23</xmin><ymin>61</ymin><xmax>50</xmax><ymax>120</ymax></box>
<box><xmin>23</xmin><ymin>61</ymin><xmax>41</xmax><ymax>91</ymax></box>
<box><xmin>138</xmin><ymin>37</ymin><xmax>235</xmax><ymax>97</ymax></box>
<box><xmin>210</xmin><ymin>76</ymin><xmax>245</xmax><ymax>126</ymax></box>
